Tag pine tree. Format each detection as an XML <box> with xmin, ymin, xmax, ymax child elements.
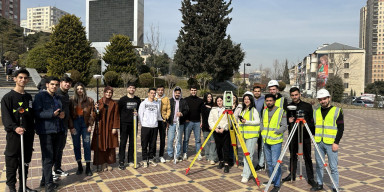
<box><xmin>282</xmin><ymin>59</ymin><xmax>290</xmax><ymax>84</ymax></box>
<box><xmin>325</xmin><ymin>75</ymin><xmax>344</xmax><ymax>102</ymax></box>
<box><xmin>103</xmin><ymin>34</ymin><xmax>138</xmax><ymax>75</ymax></box>
<box><xmin>46</xmin><ymin>15</ymin><xmax>93</xmax><ymax>84</ymax></box>
<box><xmin>174</xmin><ymin>0</ymin><xmax>244</xmax><ymax>81</ymax></box>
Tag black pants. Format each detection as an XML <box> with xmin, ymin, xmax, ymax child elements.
<box><xmin>54</xmin><ymin>130</ymin><xmax>67</xmax><ymax>170</ymax></box>
<box><xmin>6</xmin><ymin>156</ymin><xmax>30</xmax><ymax>188</ymax></box>
<box><xmin>288</xmin><ymin>136</ymin><xmax>314</xmax><ymax>180</ymax></box>
<box><xmin>214</xmin><ymin>130</ymin><xmax>230</xmax><ymax>163</ymax></box>
<box><xmin>119</xmin><ymin>122</ymin><xmax>136</xmax><ymax>163</ymax></box>
<box><xmin>157</xmin><ymin>121</ymin><xmax>166</xmax><ymax>157</ymax></box>
<box><xmin>257</xmin><ymin>135</ymin><xmax>263</xmax><ymax>164</ymax></box>
<box><xmin>39</xmin><ymin>132</ymin><xmax>61</xmax><ymax>185</ymax></box>
<box><xmin>141</xmin><ymin>127</ymin><xmax>158</xmax><ymax>161</ymax></box>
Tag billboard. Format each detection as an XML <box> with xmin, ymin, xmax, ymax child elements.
<box><xmin>317</xmin><ymin>54</ymin><xmax>329</xmax><ymax>88</ymax></box>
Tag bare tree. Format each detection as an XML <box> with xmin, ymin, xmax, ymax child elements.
<box><xmin>329</xmin><ymin>52</ymin><xmax>357</xmax><ymax>77</ymax></box>
<box><xmin>164</xmin><ymin>74</ymin><xmax>178</xmax><ymax>95</ymax></box>
<box><xmin>121</xmin><ymin>73</ymin><xmax>137</xmax><ymax>87</ymax></box>
<box><xmin>196</xmin><ymin>72</ymin><xmax>213</xmax><ymax>90</ymax></box>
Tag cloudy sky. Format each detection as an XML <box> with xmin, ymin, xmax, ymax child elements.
<box><xmin>21</xmin><ymin>0</ymin><xmax>365</xmax><ymax>72</ymax></box>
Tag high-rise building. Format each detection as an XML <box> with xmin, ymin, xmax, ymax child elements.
<box><xmin>360</xmin><ymin>0</ymin><xmax>384</xmax><ymax>84</ymax></box>
<box><xmin>0</xmin><ymin>0</ymin><xmax>20</xmax><ymax>25</ymax></box>
<box><xmin>86</xmin><ymin>0</ymin><xmax>144</xmax><ymax>71</ymax></box>
<box><xmin>25</xmin><ymin>6</ymin><xmax>69</xmax><ymax>34</ymax></box>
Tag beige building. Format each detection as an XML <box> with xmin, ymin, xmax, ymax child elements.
<box><xmin>360</xmin><ymin>0</ymin><xmax>384</xmax><ymax>84</ymax></box>
<box><xmin>26</xmin><ymin>6</ymin><xmax>69</xmax><ymax>34</ymax></box>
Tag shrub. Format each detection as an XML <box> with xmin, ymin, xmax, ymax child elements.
<box><xmin>139</xmin><ymin>72</ymin><xmax>153</xmax><ymax>87</ymax></box>
<box><xmin>104</xmin><ymin>71</ymin><xmax>120</xmax><ymax>87</ymax></box>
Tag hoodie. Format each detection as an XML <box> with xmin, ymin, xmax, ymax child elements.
<box><xmin>138</xmin><ymin>98</ymin><xmax>161</xmax><ymax>128</ymax></box>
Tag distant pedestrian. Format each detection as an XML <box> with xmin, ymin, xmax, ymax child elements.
<box><xmin>138</xmin><ymin>88</ymin><xmax>161</xmax><ymax>168</ymax></box>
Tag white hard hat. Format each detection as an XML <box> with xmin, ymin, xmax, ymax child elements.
<box><xmin>316</xmin><ymin>89</ymin><xmax>330</xmax><ymax>98</ymax></box>
<box><xmin>268</xmin><ymin>80</ymin><xmax>279</xmax><ymax>87</ymax></box>
<box><xmin>243</xmin><ymin>91</ymin><xmax>254</xmax><ymax>97</ymax></box>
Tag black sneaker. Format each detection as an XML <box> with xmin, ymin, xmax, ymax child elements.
<box><xmin>118</xmin><ymin>162</ymin><xmax>126</xmax><ymax>170</ymax></box>
<box><xmin>54</xmin><ymin>168</ymin><xmax>69</xmax><ymax>176</ymax></box>
<box><xmin>262</xmin><ymin>181</ymin><xmax>275</xmax><ymax>186</ymax></box>
<box><xmin>271</xmin><ymin>186</ymin><xmax>280</xmax><ymax>192</ymax></box>
<box><xmin>310</xmin><ymin>183</ymin><xmax>323</xmax><ymax>191</ymax></box>
<box><xmin>217</xmin><ymin>161</ymin><xmax>224</xmax><ymax>169</ymax></box>
<box><xmin>255</xmin><ymin>164</ymin><xmax>265</xmax><ymax>171</ymax></box>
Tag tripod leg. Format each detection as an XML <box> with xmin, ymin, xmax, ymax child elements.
<box><xmin>264</xmin><ymin>122</ymin><xmax>299</xmax><ymax>192</ymax></box>
<box><xmin>229</xmin><ymin>114</ymin><xmax>260</xmax><ymax>187</ymax></box>
<box><xmin>134</xmin><ymin>115</ymin><xmax>137</xmax><ymax>169</ymax></box>
<box><xmin>21</xmin><ymin>134</ymin><xmax>26</xmax><ymax>192</ymax></box>
<box><xmin>303</xmin><ymin>123</ymin><xmax>339</xmax><ymax>192</ymax></box>
<box><xmin>298</xmin><ymin>123</ymin><xmax>304</xmax><ymax>180</ymax></box>
<box><xmin>228</xmin><ymin>116</ymin><xmax>239</xmax><ymax>167</ymax></box>
<box><xmin>186</xmin><ymin>113</ymin><xmax>225</xmax><ymax>175</ymax></box>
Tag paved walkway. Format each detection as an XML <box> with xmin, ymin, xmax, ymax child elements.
<box><xmin>0</xmin><ymin>109</ymin><xmax>383</xmax><ymax>192</ymax></box>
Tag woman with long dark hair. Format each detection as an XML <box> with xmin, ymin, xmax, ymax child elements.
<box><xmin>69</xmin><ymin>82</ymin><xmax>95</xmax><ymax>176</ymax></box>
<box><xmin>208</xmin><ymin>96</ymin><xmax>231</xmax><ymax>173</ymax></box>
<box><xmin>201</xmin><ymin>92</ymin><xmax>217</xmax><ymax>164</ymax></box>
<box><xmin>238</xmin><ymin>93</ymin><xmax>260</xmax><ymax>183</ymax></box>
<box><xmin>91</xmin><ymin>86</ymin><xmax>120</xmax><ymax>171</ymax></box>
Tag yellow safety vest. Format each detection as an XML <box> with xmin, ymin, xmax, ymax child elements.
<box><xmin>261</xmin><ymin>107</ymin><xmax>284</xmax><ymax>145</ymax></box>
<box><xmin>239</xmin><ymin>108</ymin><xmax>260</xmax><ymax>139</ymax></box>
<box><xmin>275</xmin><ymin>97</ymin><xmax>284</xmax><ymax>108</ymax></box>
<box><xmin>314</xmin><ymin>106</ymin><xmax>340</xmax><ymax>144</ymax></box>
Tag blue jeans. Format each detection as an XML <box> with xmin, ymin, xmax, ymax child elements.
<box><xmin>167</xmin><ymin>123</ymin><xmax>184</xmax><ymax>158</ymax></box>
<box><xmin>242</xmin><ymin>137</ymin><xmax>257</xmax><ymax>178</ymax></box>
<box><xmin>315</xmin><ymin>141</ymin><xmax>339</xmax><ymax>188</ymax></box>
<box><xmin>203</xmin><ymin>131</ymin><xmax>217</xmax><ymax>161</ymax></box>
<box><xmin>264</xmin><ymin>143</ymin><xmax>282</xmax><ymax>187</ymax></box>
<box><xmin>258</xmin><ymin>138</ymin><xmax>265</xmax><ymax>167</ymax></box>
<box><xmin>71</xmin><ymin>117</ymin><xmax>91</xmax><ymax>162</ymax></box>
<box><xmin>183</xmin><ymin>121</ymin><xmax>201</xmax><ymax>153</ymax></box>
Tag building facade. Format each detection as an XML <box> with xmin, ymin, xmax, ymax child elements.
<box><xmin>293</xmin><ymin>43</ymin><xmax>366</xmax><ymax>97</ymax></box>
<box><xmin>360</xmin><ymin>0</ymin><xmax>384</xmax><ymax>84</ymax></box>
<box><xmin>25</xmin><ymin>6</ymin><xmax>69</xmax><ymax>35</ymax></box>
<box><xmin>86</xmin><ymin>0</ymin><xmax>144</xmax><ymax>72</ymax></box>
<box><xmin>0</xmin><ymin>0</ymin><xmax>20</xmax><ymax>25</ymax></box>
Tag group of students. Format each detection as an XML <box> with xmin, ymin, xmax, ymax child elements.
<box><xmin>1</xmin><ymin>68</ymin><xmax>343</xmax><ymax>192</ymax></box>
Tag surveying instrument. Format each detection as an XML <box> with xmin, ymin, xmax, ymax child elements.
<box><xmin>17</xmin><ymin>106</ymin><xmax>26</xmax><ymax>192</ymax></box>
<box><xmin>264</xmin><ymin>106</ymin><xmax>339</xmax><ymax>192</ymax></box>
<box><xmin>185</xmin><ymin>91</ymin><xmax>261</xmax><ymax>187</ymax></box>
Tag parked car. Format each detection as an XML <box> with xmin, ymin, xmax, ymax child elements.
<box><xmin>352</xmin><ymin>100</ymin><xmax>374</xmax><ymax>108</ymax></box>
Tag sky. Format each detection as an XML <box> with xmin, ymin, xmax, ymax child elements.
<box><xmin>21</xmin><ymin>0</ymin><xmax>366</xmax><ymax>72</ymax></box>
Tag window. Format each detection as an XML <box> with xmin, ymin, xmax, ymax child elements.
<box><xmin>344</xmin><ymin>83</ymin><xmax>349</xmax><ymax>88</ymax></box>
<box><xmin>344</xmin><ymin>73</ymin><xmax>349</xmax><ymax>78</ymax></box>
<box><xmin>344</xmin><ymin>63</ymin><xmax>349</xmax><ymax>68</ymax></box>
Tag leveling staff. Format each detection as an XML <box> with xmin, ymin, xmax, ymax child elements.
<box><xmin>1</xmin><ymin>69</ymin><xmax>37</xmax><ymax>192</ymax></box>
<box><xmin>282</xmin><ymin>87</ymin><xmax>316</xmax><ymax>187</ymax></box>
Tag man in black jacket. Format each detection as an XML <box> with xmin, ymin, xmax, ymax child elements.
<box><xmin>167</xmin><ymin>87</ymin><xmax>189</xmax><ymax>162</ymax></box>
<box><xmin>282</xmin><ymin>87</ymin><xmax>316</xmax><ymax>187</ymax></box>
<box><xmin>1</xmin><ymin>69</ymin><xmax>37</xmax><ymax>192</ymax></box>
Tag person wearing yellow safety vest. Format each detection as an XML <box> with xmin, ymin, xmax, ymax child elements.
<box><xmin>261</xmin><ymin>94</ymin><xmax>288</xmax><ymax>192</ymax></box>
<box><xmin>267</xmin><ymin>80</ymin><xmax>288</xmax><ymax>111</ymax></box>
<box><xmin>238</xmin><ymin>93</ymin><xmax>260</xmax><ymax>183</ymax></box>
<box><xmin>310</xmin><ymin>89</ymin><xmax>344</xmax><ymax>192</ymax></box>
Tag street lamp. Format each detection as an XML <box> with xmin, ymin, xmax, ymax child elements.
<box><xmin>243</xmin><ymin>63</ymin><xmax>251</xmax><ymax>85</ymax></box>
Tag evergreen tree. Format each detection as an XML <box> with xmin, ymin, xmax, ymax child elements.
<box><xmin>282</xmin><ymin>59</ymin><xmax>290</xmax><ymax>84</ymax></box>
<box><xmin>325</xmin><ymin>75</ymin><xmax>344</xmax><ymax>102</ymax></box>
<box><xmin>0</xmin><ymin>17</ymin><xmax>25</xmax><ymax>54</ymax></box>
<box><xmin>103</xmin><ymin>34</ymin><xmax>138</xmax><ymax>75</ymax></box>
<box><xmin>146</xmin><ymin>53</ymin><xmax>171</xmax><ymax>75</ymax></box>
<box><xmin>46</xmin><ymin>15</ymin><xmax>93</xmax><ymax>84</ymax></box>
<box><xmin>174</xmin><ymin>0</ymin><xmax>244</xmax><ymax>81</ymax></box>
<box><xmin>25</xmin><ymin>44</ymin><xmax>50</xmax><ymax>73</ymax></box>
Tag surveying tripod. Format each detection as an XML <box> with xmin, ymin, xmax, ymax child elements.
<box><xmin>185</xmin><ymin>109</ymin><xmax>261</xmax><ymax>187</ymax></box>
<box><xmin>264</xmin><ymin>117</ymin><xmax>339</xmax><ymax>192</ymax></box>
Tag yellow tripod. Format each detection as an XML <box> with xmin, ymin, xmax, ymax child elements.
<box><xmin>185</xmin><ymin>109</ymin><xmax>261</xmax><ymax>187</ymax></box>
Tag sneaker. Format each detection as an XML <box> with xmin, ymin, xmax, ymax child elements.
<box><xmin>210</xmin><ymin>160</ymin><xmax>215</xmax><ymax>165</ymax></box>
<box><xmin>183</xmin><ymin>153</ymin><xmax>188</xmax><ymax>160</ymax></box>
<box><xmin>262</xmin><ymin>181</ymin><xmax>275</xmax><ymax>186</ymax></box>
<box><xmin>141</xmin><ymin>161</ymin><xmax>148</xmax><ymax>168</ymax></box>
<box><xmin>271</xmin><ymin>186</ymin><xmax>280</xmax><ymax>192</ymax></box>
<box><xmin>128</xmin><ymin>162</ymin><xmax>134</xmax><ymax>167</ymax></box>
<box><xmin>241</xmin><ymin>177</ymin><xmax>249</xmax><ymax>183</ymax></box>
<box><xmin>178</xmin><ymin>156</ymin><xmax>183</xmax><ymax>162</ymax></box>
<box><xmin>160</xmin><ymin>156</ymin><xmax>166</xmax><ymax>163</ymax></box>
<box><xmin>255</xmin><ymin>164</ymin><xmax>265</xmax><ymax>171</ymax></box>
<box><xmin>119</xmin><ymin>162</ymin><xmax>126</xmax><ymax>170</ymax></box>
<box><xmin>54</xmin><ymin>168</ymin><xmax>69</xmax><ymax>176</ymax></box>
<box><xmin>148</xmin><ymin>159</ymin><xmax>158</xmax><ymax>167</ymax></box>
<box><xmin>197</xmin><ymin>154</ymin><xmax>203</xmax><ymax>161</ymax></box>
<box><xmin>53</xmin><ymin>174</ymin><xmax>59</xmax><ymax>181</ymax></box>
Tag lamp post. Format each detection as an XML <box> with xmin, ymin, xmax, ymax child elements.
<box><xmin>243</xmin><ymin>63</ymin><xmax>251</xmax><ymax>85</ymax></box>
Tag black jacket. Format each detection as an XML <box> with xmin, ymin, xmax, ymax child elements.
<box><xmin>56</xmin><ymin>88</ymin><xmax>70</xmax><ymax>130</ymax></box>
<box><xmin>287</xmin><ymin>100</ymin><xmax>315</xmax><ymax>140</ymax></box>
<box><xmin>168</xmin><ymin>98</ymin><xmax>189</xmax><ymax>125</ymax></box>
<box><xmin>201</xmin><ymin>102</ymin><xmax>214</xmax><ymax>132</ymax></box>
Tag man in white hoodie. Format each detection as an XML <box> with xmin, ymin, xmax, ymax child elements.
<box><xmin>138</xmin><ymin>88</ymin><xmax>161</xmax><ymax>168</ymax></box>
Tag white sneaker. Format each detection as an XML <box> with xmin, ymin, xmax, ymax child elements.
<box><xmin>160</xmin><ymin>156</ymin><xmax>166</xmax><ymax>163</ymax></box>
<box><xmin>54</xmin><ymin>168</ymin><xmax>69</xmax><ymax>177</ymax></box>
<box><xmin>241</xmin><ymin>177</ymin><xmax>249</xmax><ymax>183</ymax></box>
<box><xmin>183</xmin><ymin>153</ymin><xmax>188</xmax><ymax>160</ymax></box>
<box><xmin>197</xmin><ymin>154</ymin><xmax>203</xmax><ymax>161</ymax></box>
<box><xmin>141</xmin><ymin>161</ymin><xmax>148</xmax><ymax>168</ymax></box>
<box><xmin>210</xmin><ymin>160</ymin><xmax>215</xmax><ymax>165</ymax></box>
<box><xmin>128</xmin><ymin>162</ymin><xmax>134</xmax><ymax>167</ymax></box>
<box><xmin>148</xmin><ymin>159</ymin><xmax>157</xmax><ymax>167</ymax></box>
